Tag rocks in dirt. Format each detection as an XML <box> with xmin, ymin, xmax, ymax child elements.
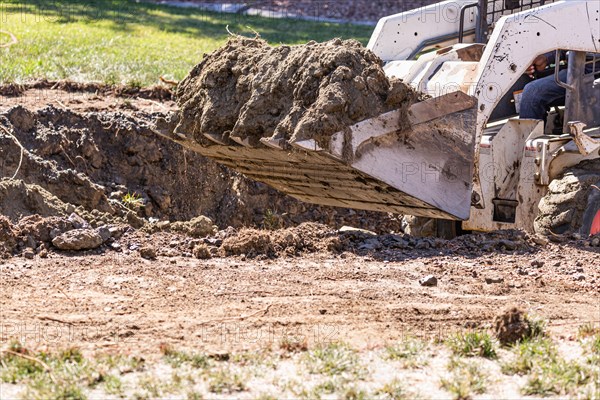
<box><xmin>419</xmin><ymin>275</ymin><xmax>438</xmax><ymax>287</ymax></box>
<box><xmin>0</xmin><ymin>216</ymin><xmax>17</xmax><ymax>258</ymax></box>
<box><xmin>530</xmin><ymin>259</ymin><xmax>545</xmax><ymax>268</ymax></box>
<box><xmin>222</xmin><ymin>229</ymin><xmax>272</xmax><ymax>257</ymax></box>
<box><xmin>220</xmin><ymin>222</ymin><xmax>334</xmax><ymax>257</ymax></box>
<box><xmin>52</xmin><ymin>229</ymin><xmax>104</xmax><ymax>251</ymax></box>
<box><xmin>1</xmin><ymin>100</ymin><xmax>407</xmax><ymax>235</ymax></box>
<box><xmin>139</xmin><ymin>246</ymin><xmax>157</xmax><ymax>260</ymax></box>
<box><xmin>6</xmin><ymin>105</ymin><xmax>36</xmax><ymax>132</ymax></box>
<box><xmin>494</xmin><ymin>307</ymin><xmax>535</xmax><ymax>345</ymax></box>
<box><xmin>170</xmin><ymin>216</ymin><xmax>217</xmax><ymax>238</ymax></box>
<box><xmin>0</xmin><ymin>179</ymin><xmax>70</xmax><ymax>222</ymax></box>
<box><xmin>175</xmin><ymin>37</ymin><xmax>417</xmax><ymax>148</ymax></box>
<box><xmin>193</xmin><ymin>243</ymin><xmax>212</xmax><ymax>259</ymax></box>
<box><xmin>485</xmin><ymin>276</ymin><xmax>504</xmax><ymax>284</ymax></box>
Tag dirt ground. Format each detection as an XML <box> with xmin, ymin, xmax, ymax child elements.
<box><xmin>2</xmin><ymin>226</ymin><xmax>599</xmax><ymax>355</ymax></box>
<box><xmin>1</xmin><ymin>83</ymin><xmax>599</xmax><ymax>398</ymax></box>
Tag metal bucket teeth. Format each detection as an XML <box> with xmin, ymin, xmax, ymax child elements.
<box><xmin>229</xmin><ymin>135</ymin><xmax>261</xmax><ymax>148</ymax></box>
<box><xmin>204</xmin><ymin>132</ymin><xmax>232</xmax><ymax>145</ymax></box>
<box><xmin>291</xmin><ymin>139</ymin><xmax>323</xmax><ymax>152</ymax></box>
<box><xmin>259</xmin><ymin>137</ymin><xmax>288</xmax><ymax>150</ymax></box>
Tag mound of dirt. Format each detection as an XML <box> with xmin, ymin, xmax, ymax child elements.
<box><xmin>0</xmin><ymin>179</ymin><xmax>70</xmax><ymax>221</ymax></box>
<box><xmin>0</xmin><ymin>96</ymin><xmax>405</xmax><ymax>239</ymax></box>
<box><xmin>494</xmin><ymin>307</ymin><xmax>534</xmax><ymax>345</ymax></box>
<box><xmin>221</xmin><ymin>222</ymin><xmax>336</xmax><ymax>257</ymax></box>
<box><xmin>175</xmin><ymin>37</ymin><xmax>418</xmax><ymax>147</ymax></box>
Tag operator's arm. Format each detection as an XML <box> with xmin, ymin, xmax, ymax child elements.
<box><xmin>526</xmin><ymin>51</ymin><xmax>561</xmax><ymax>77</ymax></box>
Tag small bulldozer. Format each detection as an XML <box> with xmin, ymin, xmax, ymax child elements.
<box><xmin>173</xmin><ymin>0</ymin><xmax>600</xmax><ymax>238</ymax></box>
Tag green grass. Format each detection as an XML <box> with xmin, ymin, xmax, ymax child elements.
<box><xmin>384</xmin><ymin>337</ymin><xmax>429</xmax><ymax>368</ymax></box>
<box><xmin>446</xmin><ymin>331</ymin><xmax>497</xmax><ymax>359</ymax></box>
<box><xmin>207</xmin><ymin>367</ymin><xmax>247</xmax><ymax>394</ymax></box>
<box><xmin>302</xmin><ymin>342</ymin><xmax>363</xmax><ymax>377</ymax></box>
<box><xmin>441</xmin><ymin>359</ymin><xmax>489</xmax><ymax>400</ymax></box>
<box><xmin>501</xmin><ymin>338</ymin><xmax>558</xmax><ymax>375</ymax></box>
<box><xmin>0</xmin><ymin>0</ymin><xmax>372</xmax><ymax>86</ymax></box>
<box><xmin>523</xmin><ymin>359</ymin><xmax>597</xmax><ymax>397</ymax></box>
<box><xmin>374</xmin><ymin>379</ymin><xmax>408</xmax><ymax>400</ymax></box>
<box><xmin>501</xmin><ymin>336</ymin><xmax>598</xmax><ymax>397</ymax></box>
<box><xmin>160</xmin><ymin>344</ymin><xmax>211</xmax><ymax>370</ymax></box>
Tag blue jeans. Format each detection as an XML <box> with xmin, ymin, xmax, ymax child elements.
<box><xmin>519</xmin><ymin>69</ymin><xmax>567</xmax><ymax>122</ymax></box>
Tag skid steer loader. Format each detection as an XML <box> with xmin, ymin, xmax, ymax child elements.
<box><xmin>173</xmin><ymin>0</ymin><xmax>600</xmax><ymax>237</ymax></box>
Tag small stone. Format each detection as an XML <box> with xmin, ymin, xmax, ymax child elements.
<box><xmin>103</xmin><ymin>307</ymin><xmax>112</xmax><ymax>312</ymax></box>
<box><xmin>531</xmin><ymin>235</ymin><xmax>549</xmax><ymax>246</ymax></box>
<box><xmin>139</xmin><ymin>246</ymin><xmax>157</xmax><ymax>260</ymax></box>
<box><xmin>96</xmin><ymin>226</ymin><xmax>111</xmax><ymax>243</ymax></box>
<box><xmin>415</xmin><ymin>240</ymin><xmax>431</xmax><ymax>250</ymax></box>
<box><xmin>193</xmin><ymin>244</ymin><xmax>212</xmax><ymax>260</ymax></box>
<box><xmin>574</xmin><ymin>274</ymin><xmax>586</xmax><ymax>281</ymax></box>
<box><xmin>23</xmin><ymin>248</ymin><xmax>35</xmax><ymax>259</ymax></box>
<box><xmin>419</xmin><ymin>275</ymin><xmax>438</xmax><ymax>287</ymax></box>
<box><xmin>319</xmin><ymin>309</ymin><xmax>327</xmax><ymax>315</ymax></box>
<box><xmin>358</xmin><ymin>238</ymin><xmax>381</xmax><ymax>251</ymax></box>
<box><xmin>591</xmin><ymin>237</ymin><xmax>600</xmax><ymax>247</ymax></box>
<box><xmin>485</xmin><ymin>276</ymin><xmax>504</xmax><ymax>284</ymax></box>
<box><xmin>108</xmin><ymin>225</ymin><xmax>126</xmax><ymax>239</ymax></box>
<box><xmin>52</xmin><ymin>229</ymin><xmax>104</xmax><ymax>251</ymax></box>
<box><xmin>204</xmin><ymin>237</ymin><xmax>223</xmax><ymax>246</ymax></box>
<box><xmin>497</xmin><ymin>240</ymin><xmax>517</xmax><ymax>251</ymax></box>
<box><xmin>530</xmin><ymin>260</ymin><xmax>545</xmax><ymax>268</ymax></box>
<box><xmin>38</xmin><ymin>249</ymin><xmax>48</xmax><ymax>259</ymax></box>
<box><xmin>68</xmin><ymin>213</ymin><xmax>89</xmax><ymax>229</ymax></box>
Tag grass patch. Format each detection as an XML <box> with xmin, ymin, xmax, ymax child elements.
<box><xmin>583</xmin><ymin>333</ymin><xmax>600</xmax><ymax>365</ymax></box>
<box><xmin>501</xmin><ymin>337</ymin><xmax>597</xmax><ymax>397</ymax></box>
<box><xmin>279</xmin><ymin>335</ymin><xmax>309</xmax><ymax>354</ymax></box>
<box><xmin>0</xmin><ymin>0</ymin><xmax>372</xmax><ymax>86</ymax></box>
<box><xmin>342</xmin><ymin>386</ymin><xmax>369</xmax><ymax>400</ymax></box>
<box><xmin>446</xmin><ymin>331</ymin><xmax>497</xmax><ymax>359</ymax></box>
<box><xmin>441</xmin><ymin>359</ymin><xmax>488</xmax><ymax>400</ymax></box>
<box><xmin>160</xmin><ymin>344</ymin><xmax>210</xmax><ymax>370</ymax></box>
<box><xmin>1</xmin><ymin>344</ymin><xmax>96</xmax><ymax>400</ymax></box>
<box><xmin>384</xmin><ymin>337</ymin><xmax>429</xmax><ymax>368</ymax></box>
<box><xmin>302</xmin><ymin>342</ymin><xmax>363</xmax><ymax>377</ymax></box>
<box><xmin>523</xmin><ymin>359</ymin><xmax>597</xmax><ymax>397</ymax></box>
<box><xmin>102</xmin><ymin>374</ymin><xmax>124</xmax><ymax>396</ymax></box>
<box><xmin>121</xmin><ymin>192</ymin><xmax>144</xmax><ymax>211</ymax></box>
<box><xmin>374</xmin><ymin>379</ymin><xmax>408</xmax><ymax>400</ymax></box>
<box><xmin>207</xmin><ymin>367</ymin><xmax>247</xmax><ymax>394</ymax></box>
<box><xmin>501</xmin><ymin>338</ymin><xmax>558</xmax><ymax>375</ymax></box>
<box><xmin>0</xmin><ymin>343</ymin><xmax>153</xmax><ymax>400</ymax></box>
<box><xmin>579</xmin><ymin>323</ymin><xmax>600</xmax><ymax>339</ymax></box>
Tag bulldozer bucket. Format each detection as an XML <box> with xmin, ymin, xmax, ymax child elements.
<box><xmin>171</xmin><ymin>91</ymin><xmax>478</xmax><ymax>220</ymax></box>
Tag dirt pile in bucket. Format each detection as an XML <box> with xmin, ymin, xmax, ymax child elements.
<box><xmin>175</xmin><ymin>37</ymin><xmax>419</xmax><ymax>147</ymax></box>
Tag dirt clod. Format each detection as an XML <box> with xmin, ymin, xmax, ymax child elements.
<box><xmin>175</xmin><ymin>37</ymin><xmax>418</xmax><ymax>148</ymax></box>
<box><xmin>419</xmin><ymin>275</ymin><xmax>438</xmax><ymax>287</ymax></box>
<box><xmin>193</xmin><ymin>243</ymin><xmax>212</xmax><ymax>259</ymax></box>
<box><xmin>140</xmin><ymin>246</ymin><xmax>157</xmax><ymax>260</ymax></box>
<box><xmin>494</xmin><ymin>307</ymin><xmax>532</xmax><ymax>345</ymax></box>
<box><xmin>52</xmin><ymin>229</ymin><xmax>104</xmax><ymax>251</ymax></box>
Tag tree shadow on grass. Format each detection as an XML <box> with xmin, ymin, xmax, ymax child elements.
<box><xmin>2</xmin><ymin>0</ymin><xmax>372</xmax><ymax>44</ymax></box>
